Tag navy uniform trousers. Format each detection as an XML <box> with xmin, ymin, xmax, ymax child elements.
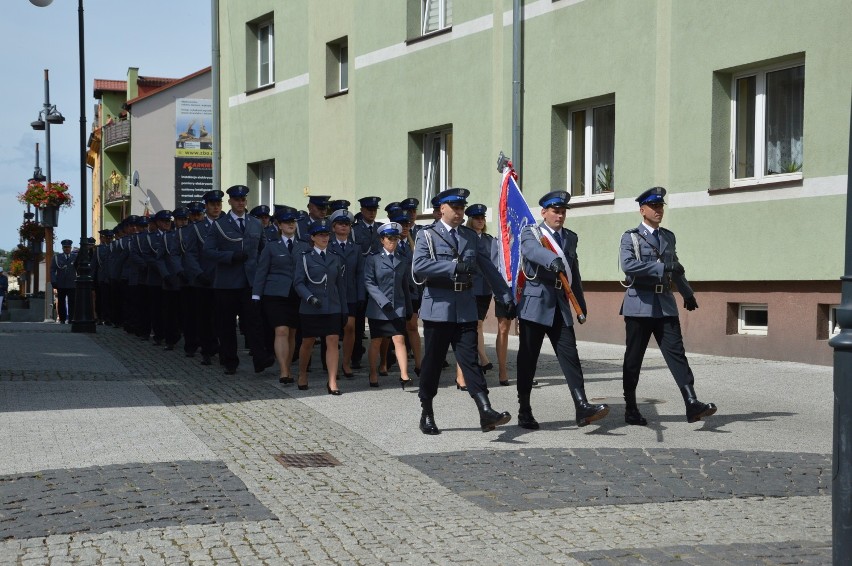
<box><xmin>517</xmin><ymin>309</ymin><xmax>584</xmax><ymax>395</ymax></box>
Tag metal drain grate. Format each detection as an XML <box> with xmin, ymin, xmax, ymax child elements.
<box><xmin>274</xmin><ymin>452</ymin><xmax>341</xmax><ymax>468</ymax></box>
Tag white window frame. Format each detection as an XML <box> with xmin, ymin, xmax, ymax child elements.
<box><xmin>730</xmin><ymin>60</ymin><xmax>804</xmax><ymax>187</ymax></box>
<box><xmin>738</xmin><ymin>303</ymin><xmax>768</xmax><ymax>336</ymax></box>
<box><xmin>830</xmin><ymin>305</ymin><xmax>841</xmax><ymax>337</ymax></box>
<box><xmin>421</xmin><ymin>0</ymin><xmax>452</xmax><ymax>35</ymax></box>
<box><xmin>259</xmin><ymin>162</ymin><xmax>275</xmax><ymax>207</ymax></box>
<box><xmin>257</xmin><ymin>21</ymin><xmax>274</xmax><ymax>88</ymax></box>
<box><xmin>566</xmin><ymin>100</ymin><xmax>616</xmax><ymax>202</ymax></box>
<box><xmin>422</xmin><ymin>129</ymin><xmax>452</xmax><ymax>206</ymax></box>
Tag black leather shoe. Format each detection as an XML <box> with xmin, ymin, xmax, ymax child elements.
<box><xmin>326</xmin><ymin>383</ymin><xmax>342</xmax><ymax>396</ymax></box>
<box><xmin>472</xmin><ymin>392</ymin><xmax>511</xmax><ymax>432</ymax></box>
<box><xmin>681</xmin><ymin>384</ymin><xmax>718</xmax><ymax>423</ymax></box>
<box><xmin>456</xmin><ymin>382</ymin><xmax>467</xmax><ymax>391</ymax></box>
<box><xmin>571</xmin><ymin>388</ymin><xmax>609</xmax><ymax>427</ymax></box>
<box><xmin>201</xmin><ymin>355</ymin><xmax>212</xmax><ymax>366</ymax></box>
<box><xmin>420</xmin><ymin>413</ymin><xmax>440</xmax><ymax>435</ymax></box>
<box><xmin>480</xmin><ymin>363</ymin><xmax>493</xmax><ymax>372</ymax></box>
<box><xmin>625</xmin><ymin>406</ymin><xmax>648</xmax><ymax>426</ymax></box>
<box><xmin>279</xmin><ymin>376</ymin><xmax>294</xmax><ymax>384</ymax></box>
<box><xmin>518</xmin><ymin>408</ymin><xmax>540</xmax><ymax>430</ymax></box>
<box><xmin>419</xmin><ymin>400</ymin><xmax>441</xmax><ymax>435</ymax></box>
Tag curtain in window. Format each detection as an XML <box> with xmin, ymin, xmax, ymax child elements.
<box><xmin>765</xmin><ymin>65</ymin><xmax>804</xmax><ymax>175</ymax></box>
<box><xmin>423</xmin><ymin>135</ymin><xmax>441</xmax><ymax>205</ymax></box>
<box><xmin>422</xmin><ymin>0</ymin><xmax>450</xmax><ymax>34</ymax></box>
<box><xmin>592</xmin><ymin>104</ymin><xmax>615</xmax><ymax>193</ymax></box>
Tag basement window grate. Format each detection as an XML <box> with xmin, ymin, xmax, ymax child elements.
<box><xmin>274</xmin><ymin>452</ymin><xmax>341</xmax><ymax>468</ymax></box>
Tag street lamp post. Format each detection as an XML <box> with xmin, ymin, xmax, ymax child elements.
<box><xmin>829</xmin><ymin>94</ymin><xmax>852</xmax><ymax>565</ymax></box>
<box><xmin>30</xmin><ymin>0</ymin><xmax>95</xmax><ymax>332</ymax></box>
<box><xmin>30</xmin><ymin>70</ymin><xmax>64</xmax><ymax>322</ymax></box>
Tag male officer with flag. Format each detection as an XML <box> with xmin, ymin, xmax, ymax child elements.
<box><xmin>413</xmin><ymin>187</ymin><xmax>517</xmax><ymax>435</ymax></box>
<box><xmin>515</xmin><ymin>191</ymin><xmax>608</xmax><ymax>430</ymax></box>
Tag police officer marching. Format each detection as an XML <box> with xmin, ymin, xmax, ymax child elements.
<box><xmin>203</xmin><ymin>185</ymin><xmax>272</xmax><ymax>375</ymax></box>
<box><xmin>51</xmin><ymin>239</ymin><xmax>77</xmax><ymax>324</ymax></box>
<box><xmin>620</xmin><ymin>187</ymin><xmax>717</xmax><ymax>425</ymax></box>
<box><xmin>412</xmin><ymin>188</ymin><xmax>518</xmax><ymax>435</ymax></box>
<box><xmin>297</xmin><ymin>195</ymin><xmax>331</xmax><ymax>243</ymax></box>
<box><xmin>92</xmin><ymin>229</ymin><xmax>114</xmax><ymax>325</ymax></box>
<box><xmin>515</xmin><ymin>191</ymin><xmax>609</xmax><ymax>430</ymax></box>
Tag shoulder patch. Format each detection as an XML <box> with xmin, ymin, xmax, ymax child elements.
<box><xmin>624</xmin><ymin>228</ymin><xmax>639</xmax><ymax>234</ymax></box>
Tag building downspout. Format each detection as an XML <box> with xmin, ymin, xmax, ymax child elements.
<box><xmin>211</xmin><ymin>0</ymin><xmax>221</xmax><ymax>192</ymax></box>
<box><xmin>512</xmin><ymin>0</ymin><xmax>523</xmax><ymax>183</ymax></box>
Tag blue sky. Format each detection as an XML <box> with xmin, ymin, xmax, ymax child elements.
<box><xmin>0</xmin><ymin>0</ymin><xmax>212</xmax><ymax>252</ymax></box>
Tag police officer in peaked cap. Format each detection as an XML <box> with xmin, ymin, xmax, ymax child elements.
<box><xmin>412</xmin><ymin>187</ymin><xmax>518</xmax><ymax>435</ymax></box>
<box><xmin>619</xmin><ymin>187</ymin><xmax>716</xmax><ymax>425</ymax></box>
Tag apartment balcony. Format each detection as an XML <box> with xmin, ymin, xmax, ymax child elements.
<box><xmin>103</xmin><ymin>178</ymin><xmax>130</xmax><ymax>207</ymax></box>
<box><xmin>103</xmin><ymin>120</ymin><xmax>130</xmax><ymax>150</ymax></box>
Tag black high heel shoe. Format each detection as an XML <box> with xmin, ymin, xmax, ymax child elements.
<box><xmin>279</xmin><ymin>376</ymin><xmax>294</xmax><ymax>384</ymax></box>
<box><xmin>327</xmin><ymin>383</ymin><xmax>342</xmax><ymax>395</ymax></box>
<box><xmin>499</xmin><ymin>379</ymin><xmax>510</xmax><ymax>386</ymax></box>
<box><xmin>400</xmin><ymin>378</ymin><xmax>412</xmax><ymax>390</ymax></box>
<box><xmin>456</xmin><ymin>382</ymin><xmax>468</xmax><ymax>391</ymax></box>
<box><xmin>369</xmin><ymin>378</ymin><xmax>380</xmax><ymax>388</ymax></box>
<box><xmin>480</xmin><ymin>363</ymin><xmax>493</xmax><ymax>372</ymax></box>
<box><xmin>342</xmin><ymin>370</ymin><xmax>354</xmax><ymax>378</ymax></box>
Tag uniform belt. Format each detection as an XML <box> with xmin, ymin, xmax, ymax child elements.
<box><xmin>426</xmin><ymin>280</ymin><xmax>473</xmax><ymax>292</ymax></box>
<box><xmin>540</xmin><ymin>278</ymin><xmax>563</xmax><ymax>290</ymax></box>
<box><xmin>632</xmin><ymin>281</ymin><xmax>671</xmax><ymax>294</ymax></box>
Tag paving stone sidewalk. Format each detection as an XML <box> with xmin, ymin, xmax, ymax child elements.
<box><xmin>0</xmin><ymin>322</ymin><xmax>833</xmax><ymax>564</ymax></box>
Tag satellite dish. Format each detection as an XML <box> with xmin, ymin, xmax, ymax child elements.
<box><xmin>132</xmin><ymin>170</ymin><xmax>140</xmax><ymax>187</ymax></box>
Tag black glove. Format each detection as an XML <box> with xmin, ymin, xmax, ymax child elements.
<box><xmin>455</xmin><ymin>260</ymin><xmax>476</xmax><ymax>275</ymax></box>
<box><xmin>664</xmin><ymin>261</ymin><xmax>685</xmax><ymax>275</ymax></box>
<box><xmin>195</xmin><ymin>273</ymin><xmax>212</xmax><ymax>287</ymax></box>
<box><xmin>549</xmin><ymin>257</ymin><xmax>565</xmax><ymax>272</ymax></box>
<box><xmin>683</xmin><ymin>296</ymin><xmax>699</xmax><ymax>311</ymax></box>
<box><xmin>308</xmin><ymin>296</ymin><xmax>322</xmax><ymax>308</ymax></box>
<box><xmin>231</xmin><ymin>250</ymin><xmax>249</xmax><ymax>263</ymax></box>
<box><xmin>382</xmin><ymin>302</ymin><xmax>395</xmax><ymax>314</ymax></box>
<box><xmin>501</xmin><ymin>300</ymin><xmax>518</xmax><ymax>320</ymax></box>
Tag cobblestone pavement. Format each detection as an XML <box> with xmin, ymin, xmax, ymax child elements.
<box><xmin>0</xmin><ymin>322</ymin><xmax>832</xmax><ymax>564</ymax></box>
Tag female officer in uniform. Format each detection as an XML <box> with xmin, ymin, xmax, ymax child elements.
<box><xmin>328</xmin><ymin>209</ymin><xmax>364</xmax><ymax>378</ymax></box>
<box><xmin>294</xmin><ymin>219</ymin><xmax>348</xmax><ymax>394</ymax></box>
<box><xmin>252</xmin><ymin>206</ymin><xmax>305</xmax><ymax>384</ymax></box>
<box><xmin>365</xmin><ymin>223</ymin><xmax>413</xmax><ymax>388</ymax></box>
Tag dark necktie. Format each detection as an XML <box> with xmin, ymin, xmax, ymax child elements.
<box><xmin>286</xmin><ymin>239</ymin><xmax>293</xmax><ymax>253</ymax></box>
<box><xmin>238</xmin><ymin>217</ymin><xmax>245</xmax><ymax>233</ymax></box>
<box><xmin>340</xmin><ymin>241</ymin><xmax>345</xmax><ymax>252</ymax></box>
<box><xmin>389</xmin><ymin>254</ymin><xmax>394</xmax><ymax>265</ymax></box>
<box><xmin>320</xmin><ymin>251</ymin><xmax>325</xmax><ymax>261</ymax></box>
<box><xmin>399</xmin><ymin>241</ymin><xmax>406</xmax><ymax>253</ymax></box>
<box><xmin>449</xmin><ymin>228</ymin><xmax>459</xmax><ymax>249</ymax></box>
<box><xmin>553</xmin><ymin>230</ymin><xmax>563</xmax><ymax>248</ymax></box>
<box><xmin>651</xmin><ymin>229</ymin><xmax>660</xmax><ymax>248</ymax></box>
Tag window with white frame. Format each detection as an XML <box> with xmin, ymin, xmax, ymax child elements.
<box><xmin>422</xmin><ymin>0</ymin><xmax>452</xmax><ymax>35</ymax></box>
<box><xmin>830</xmin><ymin>305</ymin><xmax>841</xmax><ymax>337</ymax></box>
<box><xmin>568</xmin><ymin>101</ymin><xmax>615</xmax><ymax>198</ymax></box>
<box><xmin>326</xmin><ymin>37</ymin><xmax>348</xmax><ymax>95</ymax></box>
<box><xmin>422</xmin><ymin>129</ymin><xmax>452</xmax><ymax>206</ymax></box>
<box><xmin>738</xmin><ymin>304</ymin><xmax>768</xmax><ymax>336</ymax></box>
<box><xmin>256</xmin><ymin>20</ymin><xmax>274</xmax><ymax>88</ymax></box>
<box><xmin>732</xmin><ymin>61</ymin><xmax>804</xmax><ymax>185</ymax></box>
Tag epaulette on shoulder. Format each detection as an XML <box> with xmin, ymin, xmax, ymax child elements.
<box><xmin>481</xmin><ymin>232</ymin><xmax>494</xmax><ymax>241</ymax></box>
<box><xmin>659</xmin><ymin>227</ymin><xmax>673</xmax><ymax>234</ymax></box>
<box><xmin>302</xmin><ymin>249</ymin><xmax>312</xmax><ymax>255</ymax></box>
<box><xmin>625</xmin><ymin>228</ymin><xmax>639</xmax><ymax>234</ymax></box>
<box><xmin>457</xmin><ymin>225</ymin><xmax>475</xmax><ymax>235</ymax></box>
<box><xmin>368</xmin><ymin>250</ymin><xmax>380</xmax><ymax>256</ymax></box>
<box><xmin>564</xmin><ymin>228</ymin><xmax>578</xmax><ymax>237</ymax></box>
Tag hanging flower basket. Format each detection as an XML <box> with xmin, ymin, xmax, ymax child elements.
<box><xmin>18</xmin><ymin>220</ymin><xmax>46</xmax><ymax>242</ymax></box>
<box><xmin>17</xmin><ymin>180</ymin><xmax>73</xmax><ymax>209</ymax></box>
<box><xmin>8</xmin><ymin>259</ymin><xmax>25</xmax><ymax>277</ymax></box>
